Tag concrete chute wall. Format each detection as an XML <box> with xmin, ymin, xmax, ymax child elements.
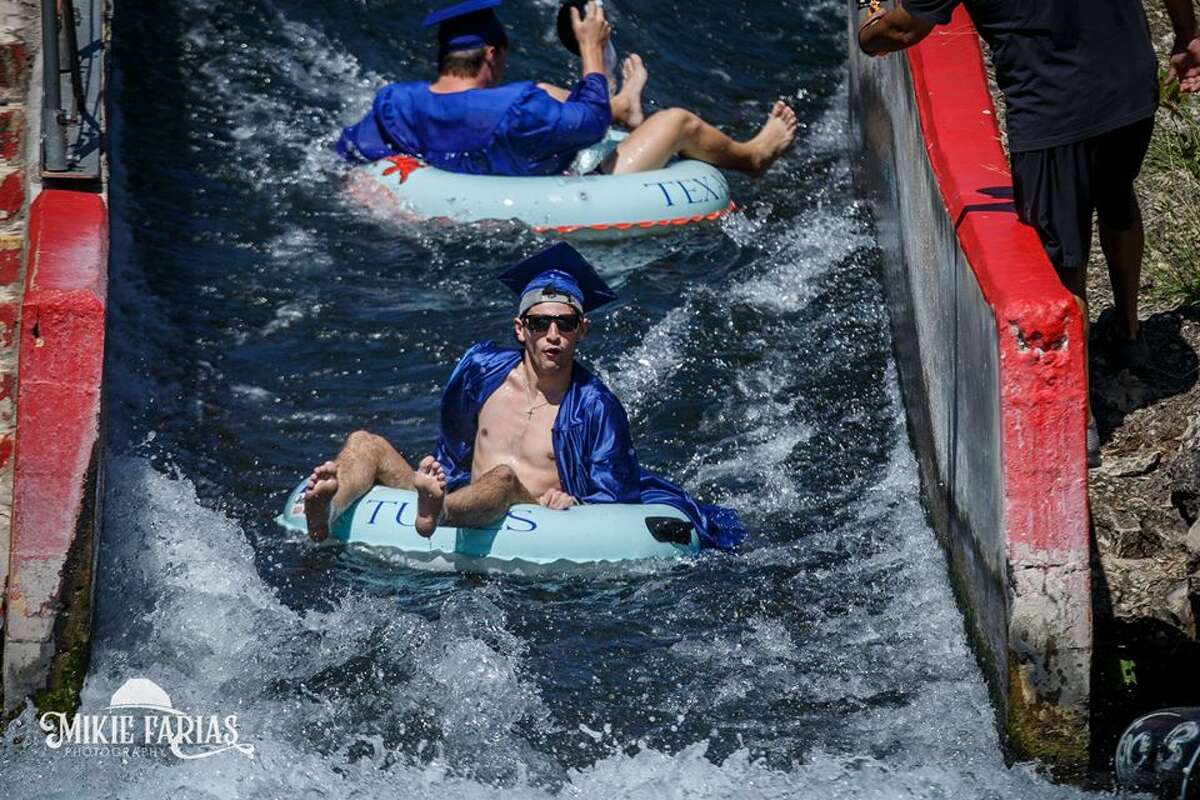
<box><xmin>0</xmin><ymin>0</ymin><xmax>109</xmax><ymax>717</ymax></box>
<box><xmin>4</xmin><ymin>190</ymin><xmax>107</xmax><ymax>713</ymax></box>
<box><xmin>847</xmin><ymin>4</ymin><xmax>1091</xmax><ymax>768</ymax></box>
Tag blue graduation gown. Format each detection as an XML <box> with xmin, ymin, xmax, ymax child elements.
<box><xmin>432</xmin><ymin>342</ymin><xmax>747</xmax><ymax>550</ymax></box>
<box><xmin>336</xmin><ymin>74</ymin><xmax>612</xmax><ymax>177</ymax></box>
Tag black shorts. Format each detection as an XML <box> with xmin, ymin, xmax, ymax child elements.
<box><xmin>1010</xmin><ymin>117</ymin><xmax>1155</xmax><ymax>269</ymax></box>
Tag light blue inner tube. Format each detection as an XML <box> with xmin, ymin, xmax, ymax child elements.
<box><xmin>347</xmin><ymin>131</ymin><xmax>733</xmax><ymax>238</ymax></box>
<box><xmin>276</xmin><ymin>481</ymin><xmax>700</xmax><ymax>568</ymax></box>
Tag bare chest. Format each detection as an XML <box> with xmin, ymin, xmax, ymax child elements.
<box><xmin>474</xmin><ymin>382</ymin><xmax>559</xmax><ymax>474</ymax></box>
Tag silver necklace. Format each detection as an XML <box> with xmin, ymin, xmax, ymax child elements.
<box><xmin>522</xmin><ymin>370</ymin><xmax>551</xmax><ymax>419</ymax></box>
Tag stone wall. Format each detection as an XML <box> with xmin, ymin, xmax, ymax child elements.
<box><xmin>0</xmin><ymin>0</ymin><xmax>33</xmax><ymax>713</ymax></box>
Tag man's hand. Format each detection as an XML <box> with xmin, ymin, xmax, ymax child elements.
<box><xmin>857</xmin><ymin>9</ymin><xmax>888</xmax><ymax>56</ymax></box>
<box><xmin>572</xmin><ymin>1</ymin><xmax>611</xmax><ymax>59</ymax></box>
<box><xmin>538</xmin><ymin>489</ymin><xmax>578</xmax><ymax>510</ymax></box>
<box><xmin>857</xmin><ymin>6</ymin><xmax>935</xmax><ymax>56</ymax></box>
<box><xmin>1170</xmin><ymin>35</ymin><xmax>1200</xmax><ymax>93</ymax></box>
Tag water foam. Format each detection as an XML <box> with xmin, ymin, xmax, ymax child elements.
<box><xmin>0</xmin><ymin>433</ymin><xmax>1100</xmax><ymax>799</ymax></box>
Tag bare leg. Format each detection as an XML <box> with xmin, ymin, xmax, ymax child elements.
<box><xmin>610</xmin><ymin>101</ymin><xmax>797</xmax><ymax>176</ymax></box>
<box><xmin>1099</xmin><ymin>199</ymin><xmax>1144</xmax><ymax>341</ymax></box>
<box><xmin>304</xmin><ymin>430</ymin><xmax>414</xmax><ymax>542</ymax></box>
<box><xmin>446</xmin><ymin>464</ymin><xmax>536</xmax><ymax>527</ymax></box>
<box><xmin>610</xmin><ymin>54</ymin><xmax>648</xmax><ymax>129</ymax></box>
<box><xmin>413</xmin><ymin>461</ymin><xmax>535</xmax><ymax>537</ymax></box>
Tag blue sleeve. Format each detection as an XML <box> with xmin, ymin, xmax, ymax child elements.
<box><xmin>578</xmin><ymin>393</ymin><xmax>641</xmax><ymax>505</ymax></box>
<box><xmin>561</xmin><ymin>73</ymin><xmax>613</xmax><ymax>143</ymax></box>
<box><xmin>433</xmin><ymin>346</ymin><xmax>486</xmax><ymax>492</ymax></box>
<box><xmin>900</xmin><ymin>0</ymin><xmax>959</xmax><ymax>25</ymax></box>
<box><xmin>503</xmin><ymin>74</ymin><xmax>612</xmax><ymax>172</ymax></box>
<box><xmin>336</xmin><ymin>106</ymin><xmax>398</xmax><ymax>163</ymax></box>
<box><xmin>335</xmin><ymin>83</ymin><xmax>427</xmax><ymax>163</ymax></box>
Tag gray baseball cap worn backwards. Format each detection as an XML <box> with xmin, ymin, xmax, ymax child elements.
<box><xmin>498</xmin><ymin>242</ymin><xmax>619</xmax><ymax>317</ymax></box>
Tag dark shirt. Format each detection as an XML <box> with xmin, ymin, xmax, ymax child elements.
<box><xmin>336</xmin><ymin>73</ymin><xmax>612</xmax><ymax>176</ymax></box>
<box><xmin>901</xmin><ymin>0</ymin><xmax>1158</xmax><ymax>152</ymax></box>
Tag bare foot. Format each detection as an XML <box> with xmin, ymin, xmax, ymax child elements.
<box><xmin>304</xmin><ymin>460</ymin><xmax>339</xmax><ymax>542</ymax></box>
<box><xmin>413</xmin><ymin>456</ymin><xmax>447</xmax><ymax>538</ymax></box>
<box><xmin>617</xmin><ymin>54</ymin><xmax>648</xmax><ymax>129</ymax></box>
<box><xmin>746</xmin><ymin>100</ymin><xmax>797</xmax><ymax>177</ymax></box>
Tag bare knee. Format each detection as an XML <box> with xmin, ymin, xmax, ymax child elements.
<box><xmin>346</xmin><ymin>428</ymin><xmax>376</xmax><ymax>446</ymax></box>
<box><xmin>343</xmin><ymin>429</ymin><xmax>386</xmax><ymax>458</ymax></box>
<box><xmin>659</xmin><ymin>107</ymin><xmax>700</xmax><ymax>137</ymax></box>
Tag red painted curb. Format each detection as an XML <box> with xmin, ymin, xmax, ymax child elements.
<box><xmin>905</xmin><ymin>8</ymin><xmax>1089</xmax><ymax>559</ymax></box>
<box><xmin>6</xmin><ymin>189</ymin><xmax>107</xmax><ymax>640</ymax></box>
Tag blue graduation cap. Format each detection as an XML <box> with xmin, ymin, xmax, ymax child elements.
<box><xmin>498</xmin><ymin>242</ymin><xmax>618</xmax><ymax>316</ymax></box>
<box><xmin>423</xmin><ymin>0</ymin><xmax>508</xmax><ymax>53</ymax></box>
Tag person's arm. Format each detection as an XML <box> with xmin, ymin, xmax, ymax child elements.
<box><xmin>505</xmin><ymin>3</ymin><xmax>613</xmax><ymax>168</ymax></box>
<box><xmin>335</xmin><ymin>89</ymin><xmax>399</xmax><ymax>162</ymax></box>
<box><xmin>858</xmin><ymin>4</ymin><xmax>937</xmax><ymax>56</ymax></box>
<box><xmin>515</xmin><ymin>75</ymin><xmax>612</xmax><ymax>156</ymax></box>
<box><xmin>537</xmin><ymin>83</ymin><xmax>572</xmax><ymax>102</ymax></box>
<box><xmin>1164</xmin><ymin>0</ymin><xmax>1200</xmax><ymax>92</ymax></box>
<box><xmin>537</xmin><ymin>81</ymin><xmax>640</xmax><ymax>128</ymax></box>
<box><xmin>571</xmin><ymin>1</ymin><xmax>610</xmax><ymax>80</ymax></box>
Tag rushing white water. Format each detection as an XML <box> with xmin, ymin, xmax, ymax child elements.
<box><xmin>0</xmin><ymin>437</ymin><xmax>1097</xmax><ymax>798</ymax></box>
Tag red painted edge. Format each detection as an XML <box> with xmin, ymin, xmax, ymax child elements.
<box><xmin>531</xmin><ymin>201</ymin><xmax>737</xmax><ymax>235</ymax></box>
<box><xmin>6</xmin><ymin>189</ymin><xmax>107</xmax><ymax>635</ymax></box>
<box><xmin>905</xmin><ymin>8</ymin><xmax>1089</xmax><ymax>558</ymax></box>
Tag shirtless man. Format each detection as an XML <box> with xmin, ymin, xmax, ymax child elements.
<box><xmin>336</xmin><ymin>0</ymin><xmax>797</xmax><ymax>178</ymax></box>
<box><xmin>302</xmin><ymin>243</ymin><xmax>745</xmax><ymax>550</ymax></box>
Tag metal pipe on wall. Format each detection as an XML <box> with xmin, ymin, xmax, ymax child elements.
<box><xmin>42</xmin><ymin>0</ymin><xmax>67</xmax><ymax>171</ymax></box>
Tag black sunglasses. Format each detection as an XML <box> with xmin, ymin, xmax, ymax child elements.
<box><xmin>522</xmin><ymin>313</ymin><xmax>582</xmax><ymax>333</ymax></box>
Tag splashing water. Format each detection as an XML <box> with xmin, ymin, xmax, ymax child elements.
<box><xmin>0</xmin><ymin>0</ymin><xmax>1126</xmax><ymax>796</ymax></box>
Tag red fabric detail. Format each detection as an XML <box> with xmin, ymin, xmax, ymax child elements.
<box><xmin>533</xmin><ymin>201</ymin><xmax>736</xmax><ymax>235</ymax></box>
<box><xmin>381</xmin><ymin>155</ymin><xmax>426</xmax><ymax>184</ymax></box>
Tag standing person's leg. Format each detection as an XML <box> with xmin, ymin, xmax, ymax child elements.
<box><xmin>304</xmin><ymin>430</ymin><xmax>415</xmax><ymax>541</ymax></box>
<box><xmin>606</xmin><ymin>101</ymin><xmax>797</xmax><ymax>176</ymax></box>
<box><xmin>411</xmin><ymin>459</ymin><xmax>535</xmax><ymax>537</ymax></box>
<box><xmin>1094</xmin><ymin>117</ymin><xmax>1155</xmax><ymax>362</ymax></box>
<box><xmin>1098</xmin><ymin>201</ymin><xmax>1144</xmax><ymax>341</ymax></box>
<box><xmin>1056</xmin><ymin>265</ymin><xmax>1091</xmax><ymax>350</ymax></box>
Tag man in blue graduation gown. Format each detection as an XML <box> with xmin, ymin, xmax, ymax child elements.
<box><xmin>302</xmin><ymin>242</ymin><xmax>745</xmax><ymax>550</ymax></box>
<box><xmin>336</xmin><ymin>0</ymin><xmax>798</xmax><ymax>178</ymax></box>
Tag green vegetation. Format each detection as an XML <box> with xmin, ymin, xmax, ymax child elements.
<box><xmin>1142</xmin><ymin>7</ymin><xmax>1200</xmax><ymax>306</ymax></box>
<box><xmin>1143</xmin><ymin>77</ymin><xmax>1200</xmax><ymax>304</ymax></box>
<box><xmin>31</xmin><ymin>639</ymin><xmax>90</xmax><ymax>718</ymax></box>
